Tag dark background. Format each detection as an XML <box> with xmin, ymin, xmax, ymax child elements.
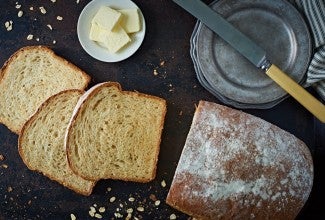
<box><xmin>0</xmin><ymin>0</ymin><xmax>324</xmax><ymax>219</ymax></box>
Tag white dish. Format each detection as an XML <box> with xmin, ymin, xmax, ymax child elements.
<box><xmin>77</xmin><ymin>0</ymin><xmax>146</xmax><ymax>62</ymax></box>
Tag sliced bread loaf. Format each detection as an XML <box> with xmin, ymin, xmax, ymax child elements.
<box><xmin>166</xmin><ymin>101</ymin><xmax>314</xmax><ymax>219</ymax></box>
<box><xmin>0</xmin><ymin>46</ymin><xmax>91</xmax><ymax>134</ymax></box>
<box><xmin>18</xmin><ymin>90</ymin><xmax>95</xmax><ymax>196</ymax></box>
<box><xmin>65</xmin><ymin>82</ymin><xmax>167</xmax><ymax>182</ymax></box>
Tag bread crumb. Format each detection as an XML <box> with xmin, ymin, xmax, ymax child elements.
<box><xmin>154</xmin><ymin>200</ymin><xmax>161</xmax><ymax>206</ymax></box>
<box><xmin>119</xmin><ymin>203</ymin><xmax>123</xmax><ymax>208</ymax></box>
<box><xmin>28</xmin><ymin>200</ymin><xmax>32</xmax><ymax>205</ymax></box>
<box><xmin>0</xmin><ymin>154</ymin><xmax>4</xmax><ymax>161</ymax></box>
<box><xmin>30</xmin><ymin>6</ymin><xmax>34</xmax><ymax>11</ymax></box>
<box><xmin>2</xmin><ymin>164</ymin><xmax>8</xmax><ymax>169</ymax></box>
<box><xmin>76</xmin><ymin>0</ymin><xmax>80</xmax><ymax>3</ymax></box>
<box><xmin>57</xmin><ymin>16</ymin><xmax>63</xmax><ymax>21</ymax></box>
<box><xmin>109</xmin><ymin>196</ymin><xmax>116</xmax><ymax>202</ymax></box>
<box><xmin>53</xmin><ymin>40</ymin><xmax>56</xmax><ymax>44</ymax></box>
<box><xmin>98</xmin><ymin>207</ymin><xmax>105</xmax><ymax>213</ymax></box>
<box><xmin>7</xmin><ymin>186</ymin><xmax>13</xmax><ymax>192</ymax></box>
<box><xmin>5</xmin><ymin>21</ymin><xmax>13</xmax><ymax>31</ymax></box>
<box><xmin>128</xmin><ymin>197</ymin><xmax>135</xmax><ymax>202</ymax></box>
<box><xmin>15</xmin><ymin>4</ymin><xmax>21</xmax><ymax>9</ymax></box>
<box><xmin>26</xmin><ymin>34</ymin><xmax>33</xmax><ymax>40</ymax></box>
<box><xmin>47</xmin><ymin>24</ymin><xmax>53</xmax><ymax>30</ymax></box>
<box><xmin>153</xmin><ymin>69</ymin><xmax>158</xmax><ymax>76</ymax></box>
<box><xmin>36</xmin><ymin>38</ymin><xmax>40</xmax><ymax>42</ymax></box>
<box><xmin>107</xmin><ymin>187</ymin><xmax>112</xmax><ymax>192</ymax></box>
<box><xmin>170</xmin><ymin>214</ymin><xmax>177</xmax><ymax>219</ymax></box>
<box><xmin>160</xmin><ymin>61</ymin><xmax>165</xmax><ymax>66</ymax></box>
<box><xmin>70</xmin><ymin>213</ymin><xmax>76</xmax><ymax>220</ymax></box>
<box><xmin>18</xmin><ymin>10</ymin><xmax>23</xmax><ymax>17</ymax></box>
<box><xmin>161</xmin><ymin>180</ymin><xmax>166</xmax><ymax>188</ymax></box>
<box><xmin>39</xmin><ymin>6</ymin><xmax>46</xmax><ymax>14</ymax></box>
<box><xmin>136</xmin><ymin>206</ymin><xmax>144</xmax><ymax>212</ymax></box>
<box><xmin>149</xmin><ymin>194</ymin><xmax>157</xmax><ymax>201</ymax></box>
<box><xmin>168</xmin><ymin>84</ymin><xmax>174</xmax><ymax>92</ymax></box>
<box><xmin>51</xmin><ymin>0</ymin><xmax>56</xmax><ymax>3</ymax></box>
<box><xmin>93</xmin><ymin>204</ymin><xmax>97</xmax><ymax>208</ymax></box>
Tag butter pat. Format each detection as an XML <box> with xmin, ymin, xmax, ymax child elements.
<box><xmin>89</xmin><ymin>22</ymin><xmax>131</xmax><ymax>53</ymax></box>
<box><xmin>92</xmin><ymin>6</ymin><xmax>121</xmax><ymax>31</ymax></box>
<box><xmin>102</xmin><ymin>25</ymin><xmax>131</xmax><ymax>53</ymax></box>
<box><xmin>89</xmin><ymin>6</ymin><xmax>142</xmax><ymax>54</ymax></box>
<box><xmin>118</xmin><ymin>9</ymin><xmax>141</xmax><ymax>33</ymax></box>
<box><xmin>89</xmin><ymin>22</ymin><xmax>104</xmax><ymax>42</ymax></box>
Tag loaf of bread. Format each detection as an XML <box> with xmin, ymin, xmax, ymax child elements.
<box><xmin>65</xmin><ymin>82</ymin><xmax>167</xmax><ymax>182</ymax></box>
<box><xmin>0</xmin><ymin>46</ymin><xmax>90</xmax><ymax>134</ymax></box>
<box><xmin>18</xmin><ymin>90</ymin><xmax>95</xmax><ymax>196</ymax></box>
<box><xmin>166</xmin><ymin>101</ymin><xmax>313</xmax><ymax>219</ymax></box>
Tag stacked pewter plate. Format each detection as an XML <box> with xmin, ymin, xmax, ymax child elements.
<box><xmin>190</xmin><ymin>0</ymin><xmax>311</xmax><ymax>109</ymax></box>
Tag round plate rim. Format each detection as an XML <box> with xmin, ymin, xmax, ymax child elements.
<box><xmin>195</xmin><ymin>0</ymin><xmax>311</xmax><ymax>104</ymax></box>
<box><xmin>77</xmin><ymin>0</ymin><xmax>146</xmax><ymax>63</ymax></box>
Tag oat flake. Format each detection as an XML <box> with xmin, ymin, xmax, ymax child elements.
<box><xmin>18</xmin><ymin>10</ymin><xmax>23</xmax><ymax>17</ymax></box>
<box><xmin>26</xmin><ymin>34</ymin><xmax>33</xmax><ymax>40</ymax></box>
<box><xmin>70</xmin><ymin>214</ymin><xmax>76</xmax><ymax>220</ymax></box>
<box><xmin>136</xmin><ymin>206</ymin><xmax>144</xmax><ymax>212</ymax></box>
<box><xmin>39</xmin><ymin>6</ymin><xmax>46</xmax><ymax>14</ymax></box>
<box><xmin>170</xmin><ymin>214</ymin><xmax>177</xmax><ymax>220</ymax></box>
<box><xmin>5</xmin><ymin>21</ymin><xmax>13</xmax><ymax>31</ymax></box>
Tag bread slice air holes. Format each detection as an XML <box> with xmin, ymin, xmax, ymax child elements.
<box><xmin>0</xmin><ymin>46</ymin><xmax>90</xmax><ymax>134</ymax></box>
<box><xmin>65</xmin><ymin>82</ymin><xmax>166</xmax><ymax>182</ymax></box>
<box><xmin>18</xmin><ymin>90</ymin><xmax>95</xmax><ymax>196</ymax></box>
<box><xmin>92</xmin><ymin>97</ymin><xmax>105</xmax><ymax>110</ymax></box>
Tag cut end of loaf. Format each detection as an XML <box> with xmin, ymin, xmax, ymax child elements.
<box><xmin>66</xmin><ymin>82</ymin><xmax>167</xmax><ymax>182</ymax></box>
<box><xmin>0</xmin><ymin>46</ymin><xmax>91</xmax><ymax>134</ymax></box>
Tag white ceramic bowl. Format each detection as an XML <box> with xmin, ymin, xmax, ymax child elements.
<box><xmin>77</xmin><ymin>0</ymin><xmax>146</xmax><ymax>62</ymax></box>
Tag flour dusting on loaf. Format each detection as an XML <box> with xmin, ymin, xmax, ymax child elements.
<box><xmin>166</xmin><ymin>101</ymin><xmax>313</xmax><ymax>220</ymax></box>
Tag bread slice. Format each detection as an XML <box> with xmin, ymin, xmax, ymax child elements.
<box><xmin>166</xmin><ymin>101</ymin><xmax>313</xmax><ymax>220</ymax></box>
<box><xmin>18</xmin><ymin>90</ymin><xmax>96</xmax><ymax>196</ymax></box>
<box><xmin>65</xmin><ymin>82</ymin><xmax>167</xmax><ymax>182</ymax></box>
<box><xmin>0</xmin><ymin>46</ymin><xmax>91</xmax><ymax>134</ymax></box>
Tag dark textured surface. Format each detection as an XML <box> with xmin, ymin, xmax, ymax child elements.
<box><xmin>0</xmin><ymin>0</ymin><xmax>324</xmax><ymax>219</ymax></box>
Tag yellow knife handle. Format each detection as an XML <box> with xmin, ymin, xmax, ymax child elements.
<box><xmin>266</xmin><ymin>64</ymin><xmax>325</xmax><ymax>123</ymax></box>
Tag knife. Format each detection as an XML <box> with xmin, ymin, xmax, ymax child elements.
<box><xmin>173</xmin><ymin>0</ymin><xmax>325</xmax><ymax>123</ymax></box>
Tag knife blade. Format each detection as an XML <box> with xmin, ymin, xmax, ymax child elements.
<box><xmin>173</xmin><ymin>0</ymin><xmax>325</xmax><ymax>122</ymax></box>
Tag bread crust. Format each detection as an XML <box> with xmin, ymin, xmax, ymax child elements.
<box><xmin>65</xmin><ymin>82</ymin><xmax>167</xmax><ymax>182</ymax></box>
<box><xmin>166</xmin><ymin>101</ymin><xmax>313</xmax><ymax>220</ymax></box>
<box><xmin>0</xmin><ymin>45</ymin><xmax>91</xmax><ymax>134</ymax></box>
<box><xmin>0</xmin><ymin>46</ymin><xmax>91</xmax><ymax>89</ymax></box>
<box><xmin>18</xmin><ymin>89</ymin><xmax>96</xmax><ymax>196</ymax></box>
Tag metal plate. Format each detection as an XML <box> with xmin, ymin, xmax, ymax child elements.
<box><xmin>196</xmin><ymin>0</ymin><xmax>311</xmax><ymax>105</ymax></box>
<box><xmin>191</xmin><ymin>22</ymin><xmax>296</xmax><ymax>109</ymax></box>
